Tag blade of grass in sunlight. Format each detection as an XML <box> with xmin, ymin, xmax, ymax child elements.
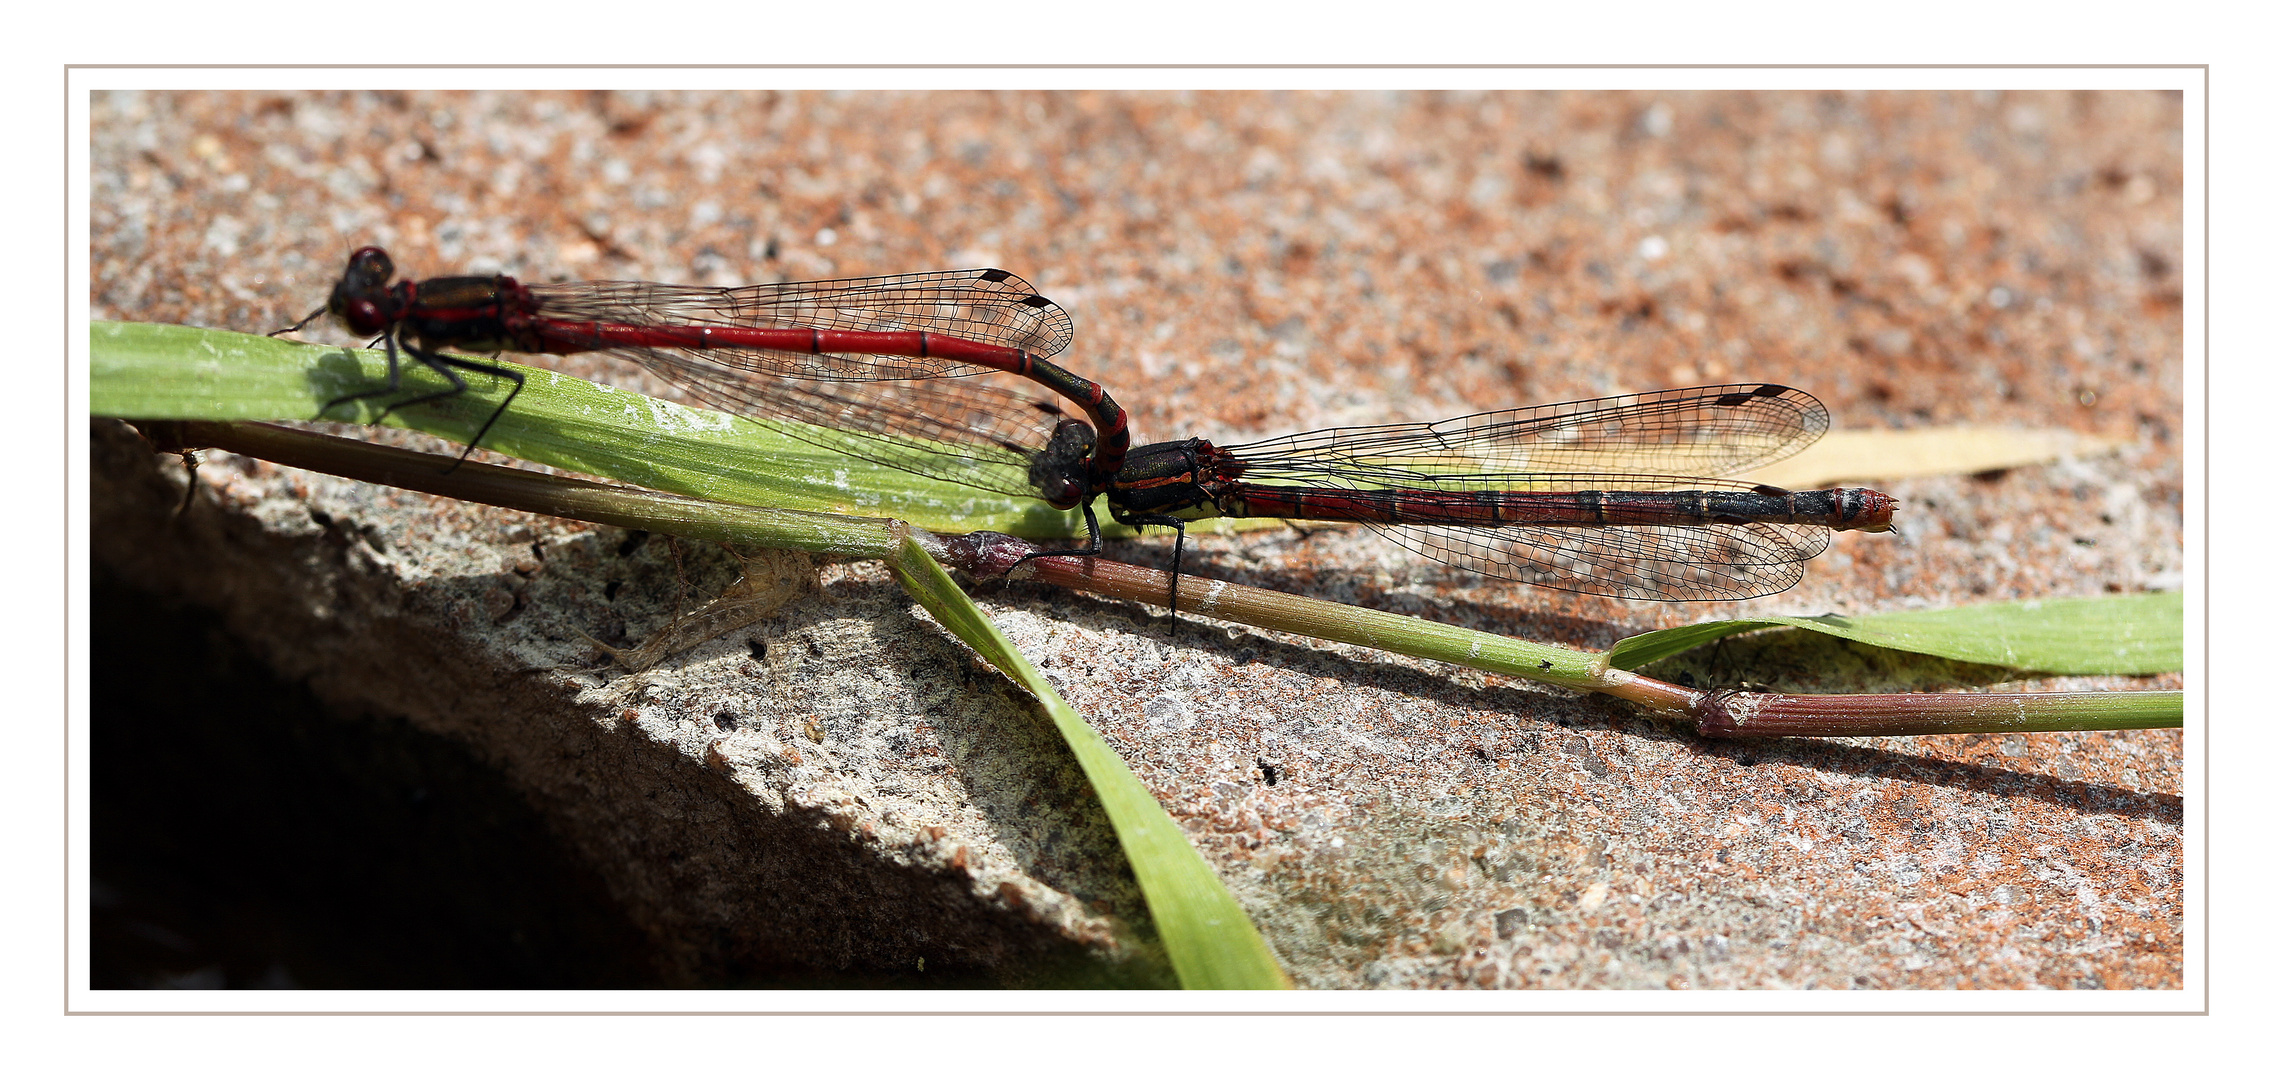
<box><xmin>92</xmin><ymin>320</ymin><xmax>1092</xmax><ymax>539</ymax></box>
<box><xmin>1604</xmin><ymin>593</ymin><xmax>2181</xmax><ymax>675</ymax></box>
<box><xmin>890</xmin><ymin>536</ymin><xmax>1289</xmax><ymax>990</ymax></box>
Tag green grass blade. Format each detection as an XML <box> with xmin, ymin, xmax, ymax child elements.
<box><xmin>888</xmin><ymin>536</ymin><xmax>1290</xmax><ymax>990</ymax></box>
<box><xmin>1606</xmin><ymin>592</ymin><xmax>2182</xmax><ymax>675</ymax></box>
<box><xmin>93</xmin><ymin>320</ymin><xmax>1093</xmax><ymax>539</ymax></box>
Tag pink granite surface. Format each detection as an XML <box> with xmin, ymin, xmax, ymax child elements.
<box><xmin>92</xmin><ymin>89</ymin><xmax>2181</xmax><ymax>989</ymax></box>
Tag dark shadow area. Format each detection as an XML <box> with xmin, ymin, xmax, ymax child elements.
<box><xmin>1679</xmin><ymin>736</ymin><xmax>2181</xmax><ymax>824</ymax></box>
<box><xmin>89</xmin><ymin>566</ymin><xmax>1168</xmax><ymax>991</ymax></box>
<box><xmin>92</xmin><ymin>423</ymin><xmax>1170</xmax><ymax>990</ymax></box>
<box><xmin>91</xmin><ymin>571</ymin><xmax>668</xmax><ymax>989</ymax></box>
<box><xmin>1088</xmin><ymin>528</ymin><xmax>1646</xmax><ymax>649</ymax></box>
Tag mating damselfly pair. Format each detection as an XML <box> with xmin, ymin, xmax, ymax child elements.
<box><xmin>277</xmin><ymin>247</ymin><xmax>1896</xmax><ymax>608</ymax></box>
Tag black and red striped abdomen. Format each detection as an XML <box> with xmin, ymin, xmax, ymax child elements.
<box><xmin>1216</xmin><ymin>485</ymin><xmax>1897</xmax><ymax>532</ymax></box>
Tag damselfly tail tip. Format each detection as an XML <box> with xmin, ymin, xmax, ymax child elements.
<box><xmin>1840</xmin><ymin>488</ymin><xmax>1900</xmax><ymax>533</ymax></box>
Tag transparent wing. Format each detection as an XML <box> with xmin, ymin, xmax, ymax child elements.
<box><xmin>1210</xmin><ymin>384</ymin><xmax>1853</xmax><ymax>600</ymax></box>
<box><xmin>528</xmin><ymin>269</ymin><xmax>1078</xmax><ymax>498</ymax></box>
<box><xmin>530</xmin><ymin>268</ymin><xmax>1072</xmax><ymax>381</ymax></box>
<box><xmin>580</xmin><ymin>340</ymin><xmax>1065</xmax><ymax>498</ymax></box>
<box><xmin>1223</xmin><ymin>383</ymin><xmax>1828</xmax><ymax>488</ymax></box>
<box><xmin>1374</xmin><ymin>519</ymin><xmax>1830</xmax><ymax>601</ymax></box>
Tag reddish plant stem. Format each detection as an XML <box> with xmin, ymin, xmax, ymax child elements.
<box><xmin>1693</xmin><ymin>690</ymin><xmax>2177</xmax><ymax>737</ymax></box>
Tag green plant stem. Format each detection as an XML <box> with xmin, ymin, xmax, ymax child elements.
<box><xmin>979</xmin><ymin>540</ymin><xmax>2179</xmax><ymax>735</ymax></box>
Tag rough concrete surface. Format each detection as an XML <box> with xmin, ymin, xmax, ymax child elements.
<box><xmin>90</xmin><ymin>89</ymin><xmax>2182</xmax><ymax>990</ymax></box>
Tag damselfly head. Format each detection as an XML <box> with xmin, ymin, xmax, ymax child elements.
<box><xmin>1027</xmin><ymin>420</ymin><xmax>1099</xmax><ymax>509</ymax></box>
<box><xmin>343</xmin><ymin>246</ymin><xmax>394</xmax><ymax>282</ymax></box>
<box><xmin>329</xmin><ymin>246</ymin><xmax>401</xmax><ymax>336</ymax></box>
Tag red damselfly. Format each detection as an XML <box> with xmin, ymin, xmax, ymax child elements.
<box><xmin>275</xmin><ymin>247</ymin><xmax>1130</xmax><ymax>537</ymax></box>
<box><xmin>1106</xmin><ymin>383</ymin><xmax>1897</xmax><ymax>604</ymax></box>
